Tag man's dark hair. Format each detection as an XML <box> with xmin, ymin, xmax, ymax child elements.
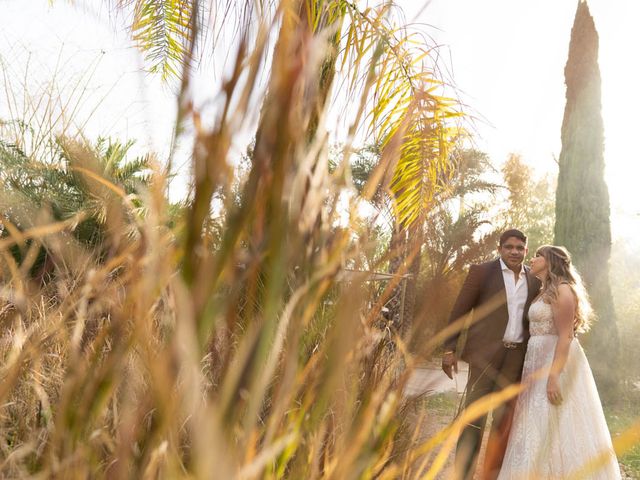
<box><xmin>499</xmin><ymin>229</ymin><xmax>527</xmax><ymax>246</ymax></box>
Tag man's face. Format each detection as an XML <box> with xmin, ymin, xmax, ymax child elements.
<box><xmin>498</xmin><ymin>236</ymin><xmax>528</xmax><ymax>270</ymax></box>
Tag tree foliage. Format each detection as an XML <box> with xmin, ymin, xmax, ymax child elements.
<box><xmin>554</xmin><ymin>0</ymin><xmax>619</xmax><ymax>393</ymax></box>
<box><xmin>0</xmin><ymin>136</ymin><xmax>151</xmax><ymax>274</ymax></box>
<box><xmin>501</xmin><ymin>153</ymin><xmax>555</xmax><ymax>252</ymax></box>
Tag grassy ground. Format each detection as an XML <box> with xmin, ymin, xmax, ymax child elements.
<box><xmin>424</xmin><ymin>391</ymin><xmax>460</xmax><ymax>418</ymax></box>
<box><xmin>401</xmin><ymin>391</ymin><xmax>460</xmax><ymax>479</ymax></box>
<box><xmin>605</xmin><ymin>389</ymin><xmax>640</xmax><ymax>478</ymax></box>
<box><xmin>421</xmin><ymin>391</ymin><xmax>639</xmax><ymax>479</ymax></box>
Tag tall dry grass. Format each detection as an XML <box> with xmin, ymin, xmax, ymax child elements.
<box><xmin>0</xmin><ymin>2</ymin><xmax>469</xmax><ymax>478</ymax></box>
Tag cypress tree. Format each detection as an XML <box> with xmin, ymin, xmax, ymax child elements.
<box><xmin>555</xmin><ymin>0</ymin><xmax>619</xmax><ymax>393</ymax></box>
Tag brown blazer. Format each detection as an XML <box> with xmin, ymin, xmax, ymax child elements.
<box><xmin>444</xmin><ymin>258</ymin><xmax>541</xmax><ymax>366</ymax></box>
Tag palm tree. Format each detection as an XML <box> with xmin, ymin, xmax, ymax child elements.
<box><xmin>0</xmin><ymin>136</ymin><xmax>151</xmax><ymax>278</ymax></box>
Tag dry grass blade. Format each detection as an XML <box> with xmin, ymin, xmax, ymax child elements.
<box><xmin>412</xmin><ymin>384</ymin><xmax>522</xmax><ymax>479</ymax></box>
<box><xmin>0</xmin><ymin>214</ymin><xmax>86</xmax><ymax>251</ymax></box>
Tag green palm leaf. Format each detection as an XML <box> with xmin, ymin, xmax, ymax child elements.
<box><xmin>335</xmin><ymin>2</ymin><xmax>463</xmax><ymax>228</ymax></box>
<box><xmin>130</xmin><ymin>0</ymin><xmax>197</xmax><ymax>81</ymax></box>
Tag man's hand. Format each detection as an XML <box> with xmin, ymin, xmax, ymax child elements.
<box><xmin>442</xmin><ymin>351</ymin><xmax>458</xmax><ymax>380</ymax></box>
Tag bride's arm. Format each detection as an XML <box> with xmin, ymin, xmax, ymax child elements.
<box><xmin>547</xmin><ymin>284</ymin><xmax>576</xmax><ymax>405</ymax></box>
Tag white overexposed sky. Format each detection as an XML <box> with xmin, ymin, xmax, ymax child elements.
<box><xmin>1</xmin><ymin>0</ymin><xmax>638</xmax><ymax>240</ymax></box>
<box><xmin>0</xmin><ymin>1</ymin><xmax>173</xmax><ymax>152</ymax></box>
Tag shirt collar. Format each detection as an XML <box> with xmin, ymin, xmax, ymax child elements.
<box><xmin>499</xmin><ymin>258</ymin><xmax>525</xmax><ymax>275</ymax></box>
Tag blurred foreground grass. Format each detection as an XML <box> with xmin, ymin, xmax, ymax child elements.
<box><xmin>0</xmin><ymin>1</ymin><xmax>467</xmax><ymax>478</ymax></box>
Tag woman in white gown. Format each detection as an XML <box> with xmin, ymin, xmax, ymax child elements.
<box><xmin>498</xmin><ymin>245</ymin><xmax>620</xmax><ymax>479</ymax></box>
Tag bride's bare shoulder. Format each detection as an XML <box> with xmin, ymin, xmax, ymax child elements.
<box><xmin>554</xmin><ymin>283</ymin><xmax>576</xmax><ymax>308</ymax></box>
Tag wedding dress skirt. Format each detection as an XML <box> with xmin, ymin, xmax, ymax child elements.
<box><xmin>497</xmin><ymin>300</ymin><xmax>620</xmax><ymax>479</ymax></box>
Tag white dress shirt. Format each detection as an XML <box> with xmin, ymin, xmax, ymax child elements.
<box><xmin>500</xmin><ymin>258</ymin><xmax>528</xmax><ymax>343</ymax></box>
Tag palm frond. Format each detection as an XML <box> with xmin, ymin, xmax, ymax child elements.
<box><xmin>335</xmin><ymin>3</ymin><xmax>463</xmax><ymax>229</ymax></box>
<box><xmin>131</xmin><ymin>0</ymin><xmax>197</xmax><ymax>81</ymax></box>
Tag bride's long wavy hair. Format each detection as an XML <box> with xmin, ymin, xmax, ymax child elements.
<box><xmin>535</xmin><ymin>245</ymin><xmax>594</xmax><ymax>333</ymax></box>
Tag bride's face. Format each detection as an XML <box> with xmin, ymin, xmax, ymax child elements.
<box><xmin>530</xmin><ymin>252</ymin><xmax>548</xmax><ymax>277</ymax></box>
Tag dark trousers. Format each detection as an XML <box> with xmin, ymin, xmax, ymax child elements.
<box><xmin>454</xmin><ymin>346</ymin><xmax>526</xmax><ymax>480</ymax></box>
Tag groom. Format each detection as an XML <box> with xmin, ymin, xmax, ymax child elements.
<box><xmin>442</xmin><ymin>229</ymin><xmax>541</xmax><ymax>480</ymax></box>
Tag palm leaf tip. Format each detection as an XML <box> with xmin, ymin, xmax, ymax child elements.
<box><xmin>131</xmin><ymin>0</ymin><xmax>196</xmax><ymax>81</ymax></box>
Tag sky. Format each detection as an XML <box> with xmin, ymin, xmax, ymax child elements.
<box><xmin>1</xmin><ymin>0</ymin><xmax>639</xmax><ymax>240</ymax></box>
<box><xmin>0</xmin><ymin>1</ymin><xmax>173</xmax><ymax>155</ymax></box>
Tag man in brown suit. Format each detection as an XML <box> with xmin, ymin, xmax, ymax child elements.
<box><xmin>442</xmin><ymin>229</ymin><xmax>541</xmax><ymax>480</ymax></box>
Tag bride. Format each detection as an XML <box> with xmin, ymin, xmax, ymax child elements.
<box><xmin>497</xmin><ymin>245</ymin><xmax>620</xmax><ymax>479</ymax></box>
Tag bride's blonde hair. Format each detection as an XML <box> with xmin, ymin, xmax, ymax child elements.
<box><xmin>535</xmin><ymin>245</ymin><xmax>593</xmax><ymax>333</ymax></box>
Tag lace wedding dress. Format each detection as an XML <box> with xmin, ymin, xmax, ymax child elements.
<box><xmin>497</xmin><ymin>299</ymin><xmax>621</xmax><ymax>479</ymax></box>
